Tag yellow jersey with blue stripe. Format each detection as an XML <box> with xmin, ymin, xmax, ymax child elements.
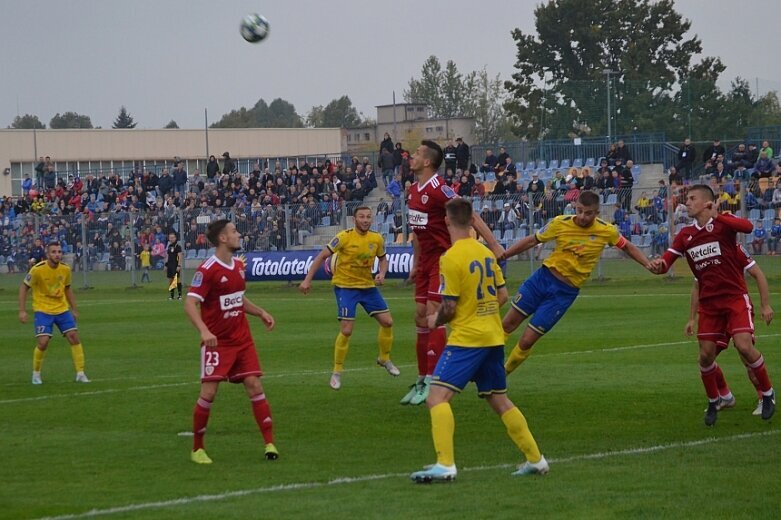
<box><xmin>24</xmin><ymin>261</ymin><xmax>72</xmax><ymax>314</ymax></box>
<box><xmin>327</xmin><ymin>229</ymin><xmax>386</xmax><ymax>289</ymax></box>
<box><xmin>438</xmin><ymin>238</ymin><xmax>506</xmax><ymax>348</ymax></box>
<box><xmin>536</xmin><ymin>215</ymin><xmax>626</xmax><ymax>288</ymax></box>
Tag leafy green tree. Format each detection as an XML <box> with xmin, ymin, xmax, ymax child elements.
<box><xmin>405</xmin><ymin>56</ymin><xmax>469</xmax><ymax>118</ymax></box>
<box><xmin>504</xmin><ymin>0</ymin><xmax>721</xmax><ymax>140</ymax></box>
<box><xmin>212</xmin><ymin>98</ymin><xmax>303</xmax><ymax>128</ymax></box>
<box><xmin>49</xmin><ymin>112</ymin><xmax>93</xmax><ymax>129</ymax></box>
<box><xmin>164</xmin><ymin>120</ymin><xmax>179</xmax><ymax>129</ymax></box>
<box><xmin>307</xmin><ymin>96</ymin><xmax>363</xmax><ymax>128</ymax></box>
<box><xmin>112</xmin><ymin>106</ymin><xmax>137</xmax><ymax>128</ymax></box>
<box><xmin>9</xmin><ymin>114</ymin><xmax>45</xmax><ymax>129</ymax></box>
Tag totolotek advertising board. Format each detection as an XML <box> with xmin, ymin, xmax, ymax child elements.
<box><xmin>244</xmin><ymin>246</ymin><xmax>414</xmax><ymax>281</ymax></box>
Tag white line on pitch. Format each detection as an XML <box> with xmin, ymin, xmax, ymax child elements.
<box><xmin>34</xmin><ymin>429</ymin><xmax>780</xmax><ymax>520</ymax></box>
<box><xmin>4</xmin><ymin>333</ymin><xmax>779</xmax><ymax>403</ymax></box>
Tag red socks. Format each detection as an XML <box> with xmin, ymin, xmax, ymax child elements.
<box><xmin>747</xmin><ymin>355</ymin><xmax>773</xmax><ymax>394</ymax></box>
<box><xmin>700</xmin><ymin>363</ymin><xmax>720</xmax><ymax>401</ymax></box>
<box><xmin>415</xmin><ymin>328</ymin><xmax>430</xmax><ymax>377</ymax></box>
<box><xmin>193</xmin><ymin>397</ymin><xmax>212</xmax><ymax>451</ymax></box>
<box><xmin>426</xmin><ymin>326</ymin><xmax>447</xmax><ymax>375</ymax></box>
<box><xmin>251</xmin><ymin>393</ymin><xmax>274</xmax><ymax>445</ymax></box>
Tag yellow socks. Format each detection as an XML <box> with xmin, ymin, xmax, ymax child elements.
<box><xmin>33</xmin><ymin>347</ymin><xmax>46</xmax><ymax>372</ymax></box>
<box><xmin>430</xmin><ymin>402</ymin><xmax>455</xmax><ymax>467</ymax></box>
<box><xmin>70</xmin><ymin>343</ymin><xmax>85</xmax><ymax>373</ymax></box>
<box><xmin>504</xmin><ymin>345</ymin><xmax>532</xmax><ymax>374</ymax></box>
<box><xmin>501</xmin><ymin>407</ymin><xmax>542</xmax><ymax>464</ymax></box>
<box><xmin>333</xmin><ymin>332</ymin><xmax>350</xmax><ymax>373</ymax></box>
<box><xmin>377</xmin><ymin>326</ymin><xmax>393</xmax><ymax>362</ymax></box>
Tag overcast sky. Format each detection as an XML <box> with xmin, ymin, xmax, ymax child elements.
<box><xmin>2</xmin><ymin>0</ymin><xmax>780</xmax><ymax>129</ymax></box>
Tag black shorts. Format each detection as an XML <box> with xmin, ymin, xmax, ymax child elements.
<box><xmin>167</xmin><ymin>267</ymin><xmax>179</xmax><ymax>279</ymax></box>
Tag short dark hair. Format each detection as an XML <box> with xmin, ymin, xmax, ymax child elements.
<box><xmin>206</xmin><ymin>219</ymin><xmax>231</xmax><ymax>246</ymax></box>
<box><xmin>445</xmin><ymin>198</ymin><xmax>473</xmax><ymax>228</ymax></box>
<box><xmin>420</xmin><ymin>140</ymin><xmax>444</xmax><ymax>170</ymax></box>
<box><xmin>578</xmin><ymin>191</ymin><xmax>600</xmax><ymax>207</ymax></box>
<box><xmin>353</xmin><ymin>205</ymin><xmax>371</xmax><ymax>216</ymax></box>
<box><xmin>46</xmin><ymin>240</ymin><xmax>61</xmax><ymax>250</ymax></box>
<box><xmin>688</xmin><ymin>184</ymin><xmax>716</xmax><ymax>201</ymax></box>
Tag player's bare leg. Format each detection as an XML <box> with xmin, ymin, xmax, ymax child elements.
<box><xmin>244</xmin><ymin>376</ymin><xmax>278</xmax><ymax>459</ymax></box>
<box><xmin>374</xmin><ymin>312</ymin><xmax>399</xmax><ymax>377</ymax></box>
<box><xmin>732</xmin><ymin>333</ymin><xmax>775</xmax><ymax>420</ymax></box>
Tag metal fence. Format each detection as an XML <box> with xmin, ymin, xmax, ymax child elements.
<box><xmin>5</xmin><ymin>178</ymin><xmax>780</xmax><ymax>287</ymax></box>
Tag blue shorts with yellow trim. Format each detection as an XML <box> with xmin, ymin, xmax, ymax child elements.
<box><xmin>431</xmin><ymin>345</ymin><xmax>506</xmax><ymax>397</ymax></box>
<box><xmin>334</xmin><ymin>287</ymin><xmax>389</xmax><ymax>320</ymax></box>
<box><xmin>34</xmin><ymin>310</ymin><xmax>77</xmax><ymax>337</ymax></box>
<box><xmin>511</xmin><ymin>266</ymin><xmax>579</xmax><ymax>335</ymax></box>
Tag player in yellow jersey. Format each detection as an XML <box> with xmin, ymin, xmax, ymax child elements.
<box><xmin>410</xmin><ymin>198</ymin><xmax>547</xmax><ymax>483</ymax></box>
<box><xmin>500</xmin><ymin>191</ymin><xmax>652</xmax><ymax>374</ymax></box>
<box><xmin>18</xmin><ymin>241</ymin><xmax>89</xmax><ymax>384</ymax></box>
<box><xmin>299</xmin><ymin>206</ymin><xmax>398</xmax><ymax>390</ymax></box>
<box><xmin>139</xmin><ymin>244</ymin><xmax>152</xmax><ymax>283</ymax></box>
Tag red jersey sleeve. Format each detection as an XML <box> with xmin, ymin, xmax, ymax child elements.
<box><xmin>660</xmin><ymin>231</ymin><xmax>686</xmax><ymax>272</ymax></box>
<box><xmin>715</xmin><ymin>213</ymin><xmax>753</xmax><ymax>234</ymax></box>
<box><xmin>187</xmin><ymin>265</ymin><xmax>211</xmax><ymax>301</ymax></box>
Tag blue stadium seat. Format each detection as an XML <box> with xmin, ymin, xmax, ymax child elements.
<box><xmin>485</xmin><ymin>171</ymin><xmax>496</xmax><ymax>181</ymax></box>
<box><xmin>381</xmin><ymin>223</ymin><xmax>391</xmax><ymax>235</ymax></box>
<box><xmin>631</xmin><ymin>235</ymin><xmax>643</xmax><ymax>246</ymax></box>
<box><xmin>514</xmin><ymin>228</ymin><xmax>528</xmax><ymax>240</ymax></box>
<box><xmin>537</xmin><ymin>160</ymin><xmax>547</xmax><ymax>170</ymax></box>
<box><xmin>549</xmin><ymin>159</ymin><xmax>559</xmax><ymax>169</ymax></box>
<box><xmin>585</xmin><ymin>158</ymin><xmax>596</xmax><ymax>167</ymax></box>
<box><xmin>321</xmin><ymin>216</ymin><xmax>331</xmax><ymax>226</ymax></box>
<box><xmin>384</xmin><ymin>214</ymin><xmax>394</xmax><ymax>224</ymax></box>
<box><xmin>493</xmin><ymin>229</ymin><xmax>503</xmax><ymax>242</ymax></box>
<box><xmin>560</xmin><ymin>159</ymin><xmax>570</xmax><ymax>169</ymax></box>
<box><xmin>526</xmin><ymin>161</ymin><xmax>535</xmax><ymax>170</ymax></box>
<box><xmin>516</xmin><ymin>162</ymin><xmax>525</xmax><ymax>172</ymax></box>
<box><xmin>186</xmin><ymin>249</ymin><xmax>197</xmax><ymax>260</ymax></box>
<box><xmin>573</xmin><ymin>158</ymin><xmax>583</xmax><ymax>168</ymax></box>
<box><xmin>606</xmin><ymin>194</ymin><xmax>618</xmax><ymax>205</ymax></box>
<box><xmin>0</xmin><ymin>255</ymin><xmax>5</xmax><ymax>265</ymax></box>
<box><xmin>196</xmin><ymin>249</ymin><xmax>207</xmax><ymax>259</ymax></box>
<box><xmin>749</xmin><ymin>209</ymin><xmax>761</xmax><ymax>221</ymax></box>
<box><xmin>494</xmin><ymin>199</ymin><xmax>505</xmax><ymax>209</ymax></box>
<box><xmin>207</xmin><ymin>248</ymin><xmax>216</xmax><ymax>256</ymax></box>
<box><xmin>100</xmin><ymin>252</ymin><xmax>110</xmax><ymax>264</ymax></box>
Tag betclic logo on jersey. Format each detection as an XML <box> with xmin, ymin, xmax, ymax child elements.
<box><xmin>408</xmin><ymin>209</ymin><xmax>429</xmax><ymax>226</ymax></box>
<box><xmin>688</xmin><ymin>241</ymin><xmax>721</xmax><ymax>262</ymax></box>
<box><xmin>220</xmin><ymin>291</ymin><xmax>244</xmax><ymax>311</ymax></box>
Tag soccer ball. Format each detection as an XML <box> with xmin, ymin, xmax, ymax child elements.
<box><xmin>240</xmin><ymin>13</ymin><xmax>270</xmax><ymax>43</ymax></box>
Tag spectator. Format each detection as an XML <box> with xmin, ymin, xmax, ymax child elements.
<box><xmin>35</xmin><ymin>157</ymin><xmax>46</xmax><ymax>186</ymax></box>
<box><xmin>760</xmin><ymin>140</ymin><xmax>774</xmax><ymax>160</ymax></box>
<box><xmin>455</xmin><ymin>137</ymin><xmax>470</xmax><ymax>171</ymax></box>
<box><xmin>498</xmin><ymin>203</ymin><xmax>518</xmax><ymax>239</ymax></box>
<box><xmin>615</xmin><ymin>139</ymin><xmax>632</xmax><ymax>163</ymax></box>
<box><xmin>221</xmin><ymin>152</ymin><xmax>236</xmax><ymax>175</ymax></box>
<box><xmin>702</xmin><ymin>138</ymin><xmax>726</xmax><ymax>164</ymax></box>
<box><xmin>746</xmin><ymin>143</ymin><xmax>759</xmax><ymax>166</ymax></box>
<box><xmin>22</xmin><ymin>174</ymin><xmax>33</xmax><ymax>195</ymax></box>
<box><xmin>443</xmin><ymin>140</ymin><xmax>457</xmax><ymax>175</ymax></box>
<box><xmin>651</xmin><ymin>224</ymin><xmax>669</xmax><ymax>257</ymax></box>
<box><xmin>379</xmin><ymin>148</ymin><xmax>395</xmax><ymax>186</ymax></box>
<box><xmin>158</xmin><ymin>168</ymin><xmax>173</xmax><ymax>197</ymax></box>
<box><xmin>172</xmin><ymin>162</ymin><xmax>188</xmax><ymax>195</ymax></box>
<box><xmin>379</xmin><ymin>132</ymin><xmax>394</xmax><ymax>155</ymax></box>
<box><xmin>376</xmin><ymin>198</ymin><xmax>390</xmax><ymax>220</ymax></box>
<box><xmin>751</xmin><ymin>220</ymin><xmax>767</xmax><ymax>255</ymax></box>
<box><xmin>206</xmin><ymin>155</ymin><xmax>219</xmax><ymax>182</ymax></box>
<box><xmin>634</xmin><ymin>192</ymin><xmax>652</xmax><ymax>219</ymax></box>
<box><xmin>496</xmin><ymin>147</ymin><xmax>510</xmax><ymax>167</ymax></box>
<box><xmin>668</xmin><ymin>166</ymin><xmax>683</xmax><ymax>185</ymax></box>
<box><xmin>768</xmin><ymin>217</ymin><xmax>781</xmax><ymax>255</ymax></box>
<box><xmin>526</xmin><ymin>172</ymin><xmax>545</xmax><ymax>193</ymax></box>
<box><xmin>392</xmin><ymin>142</ymin><xmax>404</xmax><ymax>175</ymax></box>
<box><xmin>676</xmin><ymin>138</ymin><xmax>696</xmax><ymax>178</ymax></box>
<box><xmin>605</xmin><ymin>143</ymin><xmax>619</xmax><ymax>165</ymax></box>
<box><xmin>471</xmin><ymin>177</ymin><xmax>485</xmax><ymax>198</ymax></box>
<box><xmin>482</xmin><ymin>149</ymin><xmax>499</xmax><ymax>174</ymax></box>
<box><xmin>615</xmin><ymin>158</ymin><xmax>633</xmax><ymax>211</ymax></box>
<box><xmin>753</xmin><ymin>151</ymin><xmax>774</xmax><ymax>178</ymax></box>
<box><xmin>772</xmin><ymin>181</ymin><xmax>781</xmax><ymax>209</ymax></box>
<box><xmin>391</xmin><ymin>210</ymin><xmax>404</xmax><ymax>241</ymax></box>
<box><xmin>580</xmin><ymin>167</ymin><xmax>595</xmax><ymax>191</ymax></box>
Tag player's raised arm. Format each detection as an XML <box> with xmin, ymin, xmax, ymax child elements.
<box><xmin>501</xmin><ymin>234</ymin><xmax>540</xmax><ymax>261</ymax></box>
<box><xmin>714</xmin><ymin>211</ymin><xmax>754</xmax><ymax>234</ymax></box>
<box><xmin>299</xmin><ymin>247</ymin><xmax>333</xmax><ymax>294</ymax></box>
<box><xmin>471</xmin><ymin>210</ymin><xmax>505</xmax><ymax>259</ymax></box>
<box><xmin>615</xmin><ymin>238</ymin><xmax>652</xmax><ymax>270</ymax></box>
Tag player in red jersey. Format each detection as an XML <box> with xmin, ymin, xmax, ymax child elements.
<box><xmin>686</xmin><ymin>242</ymin><xmax>774</xmax><ymax>416</ymax></box>
<box><xmin>400</xmin><ymin>140</ymin><xmax>503</xmax><ymax>405</ymax></box>
<box><xmin>649</xmin><ymin>185</ymin><xmax>775</xmax><ymax>425</ymax></box>
<box><xmin>184</xmin><ymin>219</ymin><xmax>278</xmax><ymax>464</ymax></box>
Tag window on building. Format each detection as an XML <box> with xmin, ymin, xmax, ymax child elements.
<box><xmin>425</xmin><ymin>127</ymin><xmax>433</xmax><ymax>133</ymax></box>
<box><xmin>354</xmin><ymin>133</ymin><xmax>360</xmax><ymax>141</ymax></box>
<box><xmin>416</xmin><ymin>107</ymin><xmax>425</xmax><ymax>112</ymax></box>
<box><xmin>364</xmin><ymin>133</ymin><xmax>371</xmax><ymax>141</ymax></box>
<box><xmin>346</xmin><ymin>134</ymin><xmax>351</xmax><ymax>142</ymax></box>
<box><xmin>436</xmin><ymin>126</ymin><xmax>443</xmax><ymax>132</ymax></box>
<box><xmin>406</xmin><ymin>107</ymin><xmax>414</xmax><ymax>112</ymax></box>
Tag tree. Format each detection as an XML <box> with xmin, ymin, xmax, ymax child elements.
<box><xmin>462</xmin><ymin>69</ymin><xmax>513</xmax><ymax>144</ymax></box>
<box><xmin>211</xmin><ymin>98</ymin><xmax>303</xmax><ymax>128</ymax></box>
<box><xmin>112</xmin><ymin>106</ymin><xmax>137</xmax><ymax>128</ymax></box>
<box><xmin>307</xmin><ymin>96</ymin><xmax>364</xmax><ymax>128</ymax></box>
<box><xmin>405</xmin><ymin>55</ymin><xmax>468</xmax><ymax>118</ymax></box>
<box><xmin>49</xmin><ymin>112</ymin><xmax>93</xmax><ymax>129</ymax></box>
<box><xmin>9</xmin><ymin>114</ymin><xmax>45</xmax><ymax>129</ymax></box>
<box><xmin>164</xmin><ymin>120</ymin><xmax>179</xmax><ymax>129</ymax></box>
<box><xmin>504</xmin><ymin>0</ymin><xmax>723</xmax><ymax>140</ymax></box>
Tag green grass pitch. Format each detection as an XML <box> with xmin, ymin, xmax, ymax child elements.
<box><xmin>1</xmin><ymin>259</ymin><xmax>778</xmax><ymax>519</ymax></box>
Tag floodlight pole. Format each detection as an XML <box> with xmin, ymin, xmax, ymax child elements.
<box><xmin>603</xmin><ymin>69</ymin><xmax>618</xmax><ymax>143</ymax></box>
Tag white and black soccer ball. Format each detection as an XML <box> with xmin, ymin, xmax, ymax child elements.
<box><xmin>240</xmin><ymin>13</ymin><xmax>270</xmax><ymax>43</ymax></box>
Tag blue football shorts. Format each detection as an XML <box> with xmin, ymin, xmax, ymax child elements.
<box><xmin>511</xmin><ymin>266</ymin><xmax>579</xmax><ymax>335</ymax></box>
<box><xmin>334</xmin><ymin>286</ymin><xmax>389</xmax><ymax>320</ymax></box>
<box><xmin>432</xmin><ymin>345</ymin><xmax>506</xmax><ymax>397</ymax></box>
<box><xmin>34</xmin><ymin>310</ymin><xmax>77</xmax><ymax>337</ymax></box>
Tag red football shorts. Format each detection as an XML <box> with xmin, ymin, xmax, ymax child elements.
<box><xmin>200</xmin><ymin>343</ymin><xmax>263</xmax><ymax>383</ymax></box>
<box><xmin>414</xmin><ymin>255</ymin><xmax>442</xmax><ymax>304</ymax></box>
<box><xmin>698</xmin><ymin>294</ymin><xmax>755</xmax><ymax>342</ymax></box>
